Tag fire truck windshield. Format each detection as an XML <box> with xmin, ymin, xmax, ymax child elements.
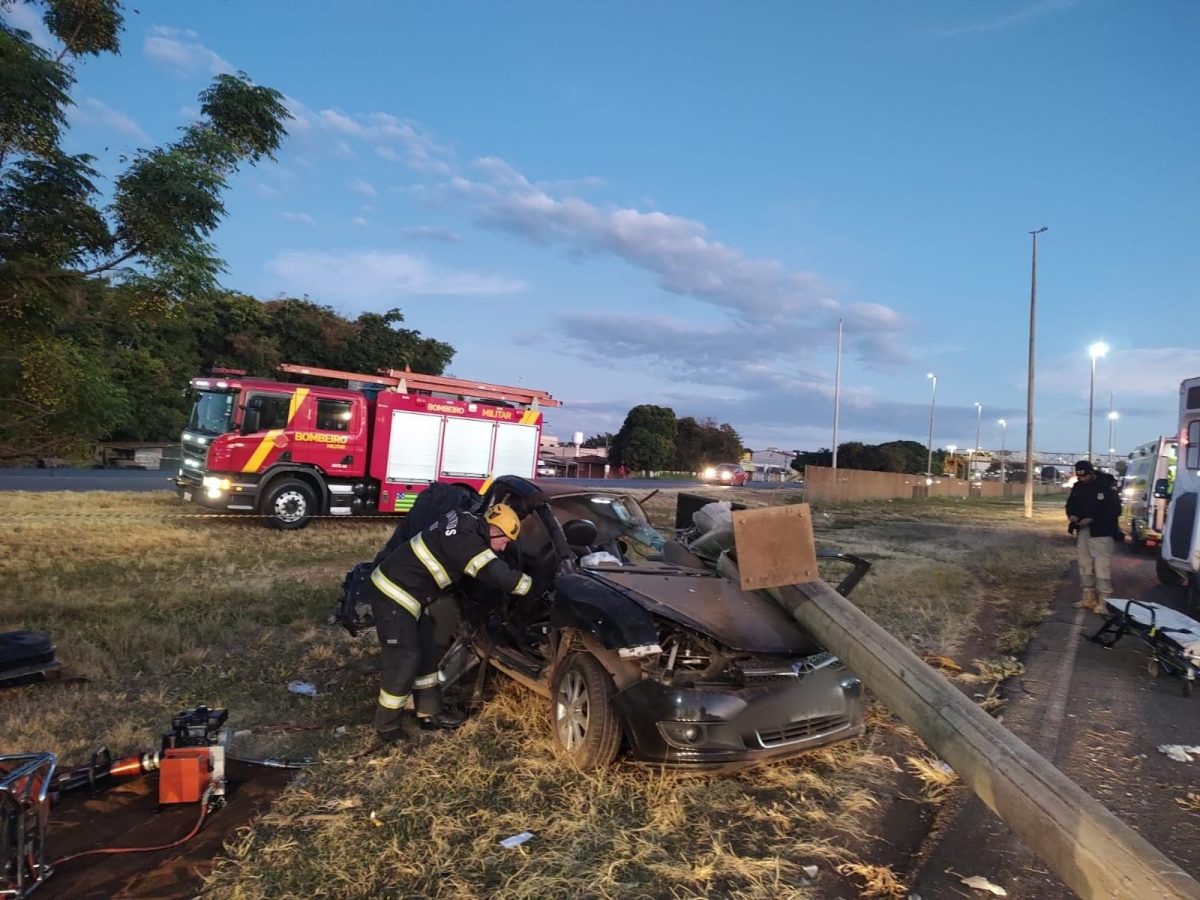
<box><xmin>188</xmin><ymin>390</ymin><xmax>236</xmax><ymax>436</ymax></box>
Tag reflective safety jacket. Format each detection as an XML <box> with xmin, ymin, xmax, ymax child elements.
<box><xmin>370</xmin><ymin>508</ymin><xmax>533</xmax><ymax>618</ymax></box>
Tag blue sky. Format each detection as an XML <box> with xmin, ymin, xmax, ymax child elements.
<box><xmin>7</xmin><ymin>0</ymin><xmax>1198</xmax><ymax>459</ymax></box>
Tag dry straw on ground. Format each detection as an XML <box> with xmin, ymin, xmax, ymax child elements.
<box><xmin>0</xmin><ymin>488</ymin><xmax>1073</xmax><ymax>897</ymax></box>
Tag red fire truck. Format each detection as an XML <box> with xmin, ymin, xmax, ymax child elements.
<box><xmin>175</xmin><ymin>363</ymin><xmax>559</xmax><ymax>529</ymax></box>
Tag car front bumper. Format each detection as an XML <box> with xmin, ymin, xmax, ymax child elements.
<box><xmin>612</xmin><ymin>667</ymin><xmax>864</xmax><ymax>769</ymax></box>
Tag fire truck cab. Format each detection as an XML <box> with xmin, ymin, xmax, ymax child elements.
<box><xmin>176</xmin><ymin>365</ymin><xmax>558</xmax><ymax>529</ymax></box>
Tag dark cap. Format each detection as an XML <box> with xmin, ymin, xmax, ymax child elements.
<box><xmin>1074</xmin><ymin>460</ymin><xmax>1095</xmax><ymax>474</ymax></box>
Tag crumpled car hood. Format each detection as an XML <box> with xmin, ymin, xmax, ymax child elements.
<box><xmin>587</xmin><ymin>570</ymin><xmax>822</xmax><ymax>655</ymax></box>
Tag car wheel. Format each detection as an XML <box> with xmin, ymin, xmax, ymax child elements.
<box><xmin>551</xmin><ymin>652</ymin><xmax>621</xmax><ymax>768</ymax></box>
<box><xmin>1156</xmin><ymin>557</ymin><xmax>1184</xmax><ymax>587</ymax></box>
<box><xmin>262</xmin><ymin>478</ymin><xmax>317</xmax><ymax>530</ymax></box>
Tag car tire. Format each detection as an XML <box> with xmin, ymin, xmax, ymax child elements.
<box><xmin>1156</xmin><ymin>557</ymin><xmax>1185</xmax><ymax>587</ymax></box>
<box><xmin>262</xmin><ymin>478</ymin><xmax>317</xmax><ymax>530</ymax></box>
<box><xmin>551</xmin><ymin>652</ymin><xmax>621</xmax><ymax>768</ymax></box>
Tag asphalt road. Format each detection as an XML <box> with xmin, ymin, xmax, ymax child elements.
<box><xmin>912</xmin><ymin>542</ymin><xmax>1200</xmax><ymax>897</ymax></box>
<box><xmin>0</xmin><ymin>468</ymin><xmax>802</xmax><ymax>494</ymax></box>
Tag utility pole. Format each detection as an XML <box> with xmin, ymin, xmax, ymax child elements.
<box><xmin>1025</xmin><ymin>227</ymin><xmax>1047</xmax><ymax>518</ymax></box>
<box><xmin>973</xmin><ymin>401</ymin><xmax>982</xmax><ymax>482</ymax></box>
<box><xmin>832</xmin><ymin>319</ymin><xmax>843</xmax><ymax>469</ymax></box>
<box><xmin>926</xmin><ymin>372</ymin><xmax>938</xmax><ymax>481</ymax></box>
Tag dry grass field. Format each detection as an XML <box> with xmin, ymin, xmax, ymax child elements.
<box><xmin>0</xmin><ymin>488</ymin><xmax>1072</xmax><ymax>898</ymax></box>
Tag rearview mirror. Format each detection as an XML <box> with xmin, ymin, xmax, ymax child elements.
<box><xmin>1153</xmin><ymin>478</ymin><xmax>1171</xmax><ymax>499</ymax></box>
<box><xmin>240</xmin><ymin>401</ymin><xmax>261</xmax><ymax>435</ymax></box>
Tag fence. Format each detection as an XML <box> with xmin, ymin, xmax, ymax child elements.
<box><xmin>802</xmin><ymin>466</ymin><xmax>1066</xmax><ymax>503</ymax></box>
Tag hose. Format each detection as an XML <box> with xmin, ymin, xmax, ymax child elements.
<box><xmin>50</xmin><ymin>784</ymin><xmax>215</xmax><ymax>868</ymax></box>
<box><xmin>227</xmin><ymin>755</ymin><xmax>315</xmax><ymax>769</ymax></box>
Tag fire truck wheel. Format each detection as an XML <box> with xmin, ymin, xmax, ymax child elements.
<box><xmin>262</xmin><ymin>478</ymin><xmax>317</xmax><ymax>529</ymax></box>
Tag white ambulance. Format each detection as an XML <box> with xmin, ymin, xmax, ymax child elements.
<box><xmin>1121</xmin><ymin>436</ymin><xmax>1176</xmax><ymax>548</ymax></box>
<box><xmin>1160</xmin><ymin>376</ymin><xmax>1200</xmax><ymax>607</ymax></box>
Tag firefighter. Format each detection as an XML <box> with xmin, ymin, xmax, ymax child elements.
<box><xmin>366</xmin><ymin>502</ymin><xmax>532</xmax><ymax>742</ymax></box>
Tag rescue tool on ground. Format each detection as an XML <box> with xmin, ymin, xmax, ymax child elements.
<box><xmin>175</xmin><ymin>363</ymin><xmax>560</xmax><ymax>529</ymax></box>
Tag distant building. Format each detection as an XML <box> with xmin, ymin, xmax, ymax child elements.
<box><xmin>747</xmin><ymin>448</ymin><xmax>798</xmax><ymax>482</ymax></box>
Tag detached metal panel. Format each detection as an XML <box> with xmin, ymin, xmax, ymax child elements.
<box><xmin>441</xmin><ymin>417</ymin><xmax>493</xmax><ymax>479</ymax></box>
<box><xmin>385</xmin><ymin>411</ymin><xmax>443</xmax><ymax>483</ymax></box>
<box><xmin>492</xmin><ymin>422</ymin><xmax>538</xmax><ymax>478</ymax></box>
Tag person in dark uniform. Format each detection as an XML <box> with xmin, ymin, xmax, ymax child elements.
<box><xmin>366</xmin><ymin>502</ymin><xmax>531</xmax><ymax>742</ymax></box>
<box><xmin>1065</xmin><ymin>459</ymin><xmax>1122</xmax><ymax>613</ymax></box>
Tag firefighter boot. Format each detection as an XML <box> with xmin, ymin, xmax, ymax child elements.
<box><xmin>1073</xmin><ymin>588</ymin><xmax>1097</xmax><ymax>609</ymax></box>
<box><xmin>378</xmin><ymin>712</ymin><xmax>423</xmax><ymax>745</ymax></box>
<box><xmin>418</xmin><ymin>705</ymin><xmax>468</xmax><ymax>731</ymax></box>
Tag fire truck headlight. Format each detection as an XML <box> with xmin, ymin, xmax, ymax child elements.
<box><xmin>202</xmin><ymin>476</ymin><xmax>232</xmax><ymax>493</ymax></box>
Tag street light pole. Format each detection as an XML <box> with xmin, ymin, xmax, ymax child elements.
<box><xmin>973</xmin><ymin>401</ymin><xmax>982</xmax><ymax>481</ymax></box>
<box><xmin>832</xmin><ymin>318</ymin><xmax>843</xmax><ymax>470</ymax></box>
<box><xmin>1108</xmin><ymin>395</ymin><xmax>1119</xmax><ymax>469</ymax></box>
<box><xmin>1025</xmin><ymin>227</ymin><xmax>1047</xmax><ymax>519</ymax></box>
<box><xmin>926</xmin><ymin>372</ymin><xmax>938</xmax><ymax>479</ymax></box>
<box><xmin>1087</xmin><ymin>341</ymin><xmax>1109</xmax><ymax>462</ymax></box>
<box><xmin>947</xmin><ymin>445</ymin><xmax>957</xmax><ymax>478</ymax></box>
<box><xmin>999</xmin><ymin>419</ymin><xmax>1007</xmax><ymax>488</ymax></box>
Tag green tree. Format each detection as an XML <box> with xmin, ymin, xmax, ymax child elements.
<box><xmin>0</xmin><ymin>0</ymin><xmax>291</xmax><ymax>459</ymax></box>
<box><xmin>671</xmin><ymin>416</ymin><xmax>743</xmax><ymax>470</ymax></box>
<box><xmin>611</xmin><ymin>404</ymin><xmax>676</xmax><ymax>470</ymax></box>
<box><xmin>581</xmin><ymin>432</ymin><xmax>614</xmax><ymax>450</ymax></box>
<box><xmin>622</xmin><ymin>428</ymin><xmax>673</xmax><ymax>472</ymax></box>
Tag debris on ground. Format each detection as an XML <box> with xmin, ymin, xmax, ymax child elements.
<box><xmin>287</xmin><ymin>680</ymin><xmax>318</xmax><ymax>697</ymax></box>
<box><xmin>960</xmin><ymin>874</ymin><xmax>1008</xmax><ymax>895</ymax></box>
<box><xmin>1157</xmin><ymin>744</ymin><xmax>1200</xmax><ymax>763</ymax></box>
<box><xmin>499</xmin><ymin>831</ymin><xmax>534</xmax><ymax>849</ymax></box>
<box><xmin>957</xmin><ymin>657</ymin><xmax>1024</xmax><ymax>684</ymax></box>
<box><xmin>922</xmin><ymin>654</ymin><xmax>963</xmax><ymax>673</ymax></box>
<box><xmin>1175</xmin><ymin>793</ymin><xmax>1200</xmax><ymax>813</ymax></box>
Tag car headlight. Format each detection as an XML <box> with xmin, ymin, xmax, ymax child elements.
<box><xmin>720</xmin><ymin>470</ymin><xmax>732</xmax><ymax>480</ymax></box>
<box><xmin>703</xmin><ymin>467</ymin><xmax>717</xmax><ymax>479</ymax></box>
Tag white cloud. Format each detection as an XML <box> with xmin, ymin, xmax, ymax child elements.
<box><xmin>144</xmin><ymin>26</ymin><xmax>233</xmax><ymax>76</ymax></box>
<box><xmin>1042</xmin><ymin>347</ymin><xmax>1200</xmax><ymax>399</ymax></box>
<box><xmin>73</xmin><ymin>98</ymin><xmax>151</xmax><ymax>142</ymax></box>
<box><xmin>264</xmin><ymin>250</ymin><xmax>526</xmax><ymax>301</ymax></box>
<box><xmin>402</xmin><ymin>225</ymin><xmax>463</xmax><ymax>243</ymax></box>
<box><xmin>303</xmin><ymin>109</ymin><xmax>453</xmax><ymax>173</ymax></box>
<box><xmin>282</xmin><ymin>212</ymin><xmax>315</xmax><ymax>226</ymax></box>
<box><xmin>348</xmin><ymin>178</ymin><xmax>377</xmax><ymax>199</ymax></box>
<box><xmin>930</xmin><ymin>0</ymin><xmax>1083</xmax><ymax>37</ymax></box>
<box><xmin>2</xmin><ymin>2</ymin><xmax>54</xmax><ymax>49</ymax></box>
<box><xmin>351</xmin><ymin>217</ymin><xmax>369</xmax><ymax>228</ymax></box>
<box><xmin>254</xmin><ymin>182</ymin><xmax>282</xmax><ymax>198</ymax></box>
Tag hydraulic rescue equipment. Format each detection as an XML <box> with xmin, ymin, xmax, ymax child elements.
<box><xmin>0</xmin><ymin>706</ymin><xmax>235</xmax><ymax>898</ymax></box>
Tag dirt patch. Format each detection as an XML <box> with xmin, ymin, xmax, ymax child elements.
<box><xmin>39</xmin><ymin>761</ymin><xmax>294</xmax><ymax>900</ymax></box>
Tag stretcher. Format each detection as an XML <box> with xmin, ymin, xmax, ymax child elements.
<box><xmin>1089</xmin><ymin>599</ymin><xmax>1200</xmax><ymax>697</ymax></box>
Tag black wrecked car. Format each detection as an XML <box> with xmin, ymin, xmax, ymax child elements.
<box><xmin>342</xmin><ymin>476</ymin><xmax>869</xmax><ymax>769</ymax></box>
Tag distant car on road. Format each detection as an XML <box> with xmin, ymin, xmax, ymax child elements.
<box><xmin>701</xmin><ymin>463</ymin><xmax>748</xmax><ymax>486</ymax></box>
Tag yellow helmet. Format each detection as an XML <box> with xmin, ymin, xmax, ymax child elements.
<box><xmin>484</xmin><ymin>503</ymin><xmax>521</xmax><ymax>540</ymax></box>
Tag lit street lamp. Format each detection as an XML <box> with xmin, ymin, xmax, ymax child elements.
<box><xmin>998</xmin><ymin>419</ymin><xmax>1007</xmax><ymax>486</ymax></box>
<box><xmin>1087</xmin><ymin>341</ymin><xmax>1109</xmax><ymax>461</ymax></box>
<box><xmin>973</xmin><ymin>401</ymin><xmax>983</xmax><ymax>481</ymax></box>
<box><xmin>926</xmin><ymin>372</ymin><xmax>938</xmax><ymax>479</ymax></box>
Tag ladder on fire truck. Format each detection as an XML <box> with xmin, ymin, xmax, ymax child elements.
<box><xmin>276</xmin><ymin>363</ymin><xmax>561</xmax><ymax>408</ymax></box>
